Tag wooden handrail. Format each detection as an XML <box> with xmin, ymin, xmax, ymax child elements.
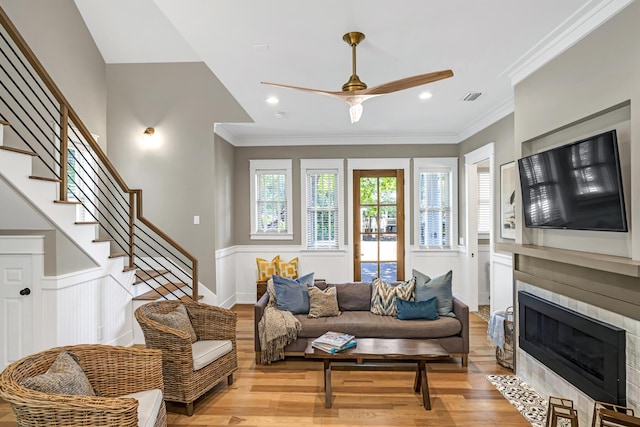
<box><xmin>0</xmin><ymin>7</ymin><xmax>130</xmax><ymax>194</ymax></box>
<box><xmin>134</xmin><ymin>190</ymin><xmax>198</xmax><ymax>296</ymax></box>
<box><xmin>0</xmin><ymin>6</ymin><xmax>198</xmax><ymax>300</ymax></box>
<box><xmin>0</xmin><ymin>119</ymin><xmax>10</xmax><ymax>126</ymax></box>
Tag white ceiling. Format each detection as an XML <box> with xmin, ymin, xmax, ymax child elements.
<box><xmin>74</xmin><ymin>0</ymin><xmax>631</xmax><ymax>146</ymax></box>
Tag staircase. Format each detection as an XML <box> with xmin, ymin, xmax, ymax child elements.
<box><xmin>0</xmin><ymin>6</ymin><xmax>203</xmax><ymax>347</ymax></box>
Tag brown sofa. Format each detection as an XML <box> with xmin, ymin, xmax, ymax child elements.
<box><xmin>254</xmin><ymin>281</ymin><xmax>469</xmax><ymax>366</ymax></box>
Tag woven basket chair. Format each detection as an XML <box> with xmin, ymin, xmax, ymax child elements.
<box><xmin>135</xmin><ymin>300</ymin><xmax>238</xmax><ymax>416</ymax></box>
<box><xmin>0</xmin><ymin>344</ymin><xmax>167</xmax><ymax>427</ymax></box>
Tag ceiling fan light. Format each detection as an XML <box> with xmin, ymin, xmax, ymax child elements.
<box><xmin>349</xmin><ymin>103</ymin><xmax>363</xmax><ymax>123</ymax></box>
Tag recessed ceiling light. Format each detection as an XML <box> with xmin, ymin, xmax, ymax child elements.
<box><xmin>266</xmin><ymin>96</ymin><xmax>279</xmax><ymax>105</ymax></box>
<box><xmin>419</xmin><ymin>91</ymin><xmax>433</xmax><ymax>100</ymax></box>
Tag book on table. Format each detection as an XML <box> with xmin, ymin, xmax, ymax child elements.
<box><xmin>311</xmin><ymin>331</ymin><xmax>356</xmax><ymax>354</ymax></box>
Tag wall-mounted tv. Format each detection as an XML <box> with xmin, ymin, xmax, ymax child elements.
<box><xmin>518</xmin><ymin>129</ymin><xmax>627</xmax><ymax>232</ymax></box>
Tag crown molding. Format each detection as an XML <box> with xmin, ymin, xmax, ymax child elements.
<box><xmin>506</xmin><ymin>0</ymin><xmax>634</xmax><ymax>86</ymax></box>
<box><xmin>454</xmin><ymin>97</ymin><xmax>514</xmax><ymax>143</ymax></box>
<box><xmin>213</xmin><ymin>123</ymin><xmax>237</xmax><ymax>145</ymax></box>
<box><xmin>230</xmin><ymin>132</ymin><xmax>460</xmax><ymax>147</ymax></box>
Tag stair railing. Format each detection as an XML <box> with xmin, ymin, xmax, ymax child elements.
<box><xmin>0</xmin><ymin>6</ymin><xmax>198</xmax><ymax>300</ymax></box>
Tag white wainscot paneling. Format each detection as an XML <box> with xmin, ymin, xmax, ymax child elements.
<box><xmin>478</xmin><ymin>244</ymin><xmax>490</xmax><ymax>305</ymax></box>
<box><xmin>40</xmin><ymin>269</ymin><xmax>134</xmax><ymax>349</ymax></box>
<box><xmin>225</xmin><ymin>246</ymin><xmax>352</xmax><ymax>304</ymax></box>
<box><xmin>409</xmin><ymin>249</ymin><xmax>463</xmax><ymax>300</ymax></box>
<box><xmin>491</xmin><ymin>251</ymin><xmax>513</xmax><ymax>314</ymax></box>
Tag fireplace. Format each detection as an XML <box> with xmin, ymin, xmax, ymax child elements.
<box><xmin>518</xmin><ymin>291</ymin><xmax>626</xmax><ymax>405</ymax></box>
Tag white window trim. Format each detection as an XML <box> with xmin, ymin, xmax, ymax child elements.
<box><xmin>413</xmin><ymin>157</ymin><xmax>459</xmax><ymax>251</ymax></box>
<box><xmin>249</xmin><ymin>159</ymin><xmax>293</xmax><ymax>240</ymax></box>
<box><xmin>300</xmin><ymin>159</ymin><xmax>344</xmax><ymax>251</ymax></box>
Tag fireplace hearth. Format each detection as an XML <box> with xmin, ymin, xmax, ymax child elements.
<box><xmin>518</xmin><ymin>291</ymin><xmax>626</xmax><ymax>405</ymax></box>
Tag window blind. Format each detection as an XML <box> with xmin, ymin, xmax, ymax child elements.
<box><xmin>256</xmin><ymin>171</ymin><xmax>288</xmax><ymax>233</ymax></box>
<box><xmin>418</xmin><ymin>168</ymin><xmax>451</xmax><ymax>248</ymax></box>
<box><xmin>305</xmin><ymin>170</ymin><xmax>339</xmax><ymax>249</ymax></box>
<box><xmin>477</xmin><ymin>171</ymin><xmax>491</xmax><ymax>234</ymax></box>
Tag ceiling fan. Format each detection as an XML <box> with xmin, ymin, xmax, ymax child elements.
<box><xmin>261</xmin><ymin>32</ymin><xmax>454</xmax><ymax>123</ymax></box>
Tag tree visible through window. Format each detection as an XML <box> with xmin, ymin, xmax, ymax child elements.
<box><xmin>418</xmin><ymin>167</ymin><xmax>452</xmax><ymax>248</ymax></box>
<box><xmin>256</xmin><ymin>172</ymin><xmax>288</xmax><ymax>233</ymax></box>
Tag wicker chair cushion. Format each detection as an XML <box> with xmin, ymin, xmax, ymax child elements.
<box><xmin>308</xmin><ymin>286</ymin><xmax>341</xmax><ymax>318</ymax></box>
<box><xmin>192</xmin><ymin>340</ymin><xmax>233</xmax><ymax>371</ymax></box>
<box><xmin>121</xmin><ymin>388</ymin><xmax>163</xmax><ymax>427</ymax></box>
<box><xmin>20</xmin><ymin>350</ymin><xmax>96</xmax><ymax>396</ymax></box>
<box><xmin>148</xmin><ymin>304</ymin><xmax>197</xmax><ymax>343</ymax></box>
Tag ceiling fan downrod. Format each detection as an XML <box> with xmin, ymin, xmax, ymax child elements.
<box><xmin>341</xmin><ymin>32</ymin><xmax>367</xmax><ymax>92</ymax></box>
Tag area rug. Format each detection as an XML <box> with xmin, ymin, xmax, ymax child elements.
<box><xmin>487</xmin><ymin>375</ymin><xmax>548</xmax><ymax>427</ymax></box>
<box><xmin>473</xmin><ymin>304</ymin><xmax>490</xmax><ymax>322</ymax></box>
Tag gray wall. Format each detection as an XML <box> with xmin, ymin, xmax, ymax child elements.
<box><xmin>233</xmin><ymin>144</ymin><xmax>458</xmax><ymax>246</ymax></box>
<box><xmin>214</xmin><ymin>134</ymin><xmax>235</xmax><ymax>250</ymax></box>
<box><xmin>0</xmin><ymin>0</ymin><xmax>107</xmax><ymax>150</ymax></box>
<box><xmin>514</xmin><ymin>1</ymin><xmax>640</xmax><ymax>257</ymax></box>
<box><xmin>106</xmin><ymin>62</ymin><xmax>251</xmax><ymax>292</ymax></box>
<box><xmin>457</xmin><ymin>114</ymin><xmax>514</xmax><ymax>243</ymax></box>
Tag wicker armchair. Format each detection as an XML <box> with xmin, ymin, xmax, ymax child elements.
<box><xmin>0</xmin><ymin>344</ymin><xmax>166</xmax><ymax>427</ymax></box>
<box><xmin>135</xmin><ymin>300</ymin><xmax>238</xmax><ymax>416</ymax></box>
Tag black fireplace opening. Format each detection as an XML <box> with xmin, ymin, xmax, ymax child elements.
<box><xmin>518</xmin><ymin>291</ymin><xmax>626</xmax><ymax>406</ymax></box>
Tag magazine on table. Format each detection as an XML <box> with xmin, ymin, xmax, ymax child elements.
<box><xmin>312</xmin><ymin>339</ymin><xmax>357</xmax><ymax>354</ymax></box>
<box><xmin>311</xmin><ymin>331</ymin><xmax>356</xmax><ymax>353</ymax></box>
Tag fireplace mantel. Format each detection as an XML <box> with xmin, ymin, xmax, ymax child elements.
<box><xmin>495</xmin><ymin>243</ymin><xmax>640</xmax><ymax>277</ymax></box>
<box><xmin>495</xmin><ymin>242</ymin><xmax>640</xmax><ymax>323</ymax></box>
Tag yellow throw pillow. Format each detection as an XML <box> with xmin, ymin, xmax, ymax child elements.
<box><xmin>256</xmin><ymin>255</ymin><xmax>279</xmax><ymax>281</ymax></box>
<box><xmin>277</xmin><ymin>256</ymin><xmax>299</xmax><ymax>279</ymax></box>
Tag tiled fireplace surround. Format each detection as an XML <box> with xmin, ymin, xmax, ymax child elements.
<box><xmin>507</xmin><ymin>247</ymin><xmax>640</xmax><ymax>424</ymax></box>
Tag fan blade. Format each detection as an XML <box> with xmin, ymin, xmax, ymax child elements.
<box><xmin>261</xmin><ymin>81</ymin><xmax>343</xmax><ymax>97</ymax></box>
<box><xmin>361</xmin><ymin>69</ymin><xmax>453</xmax><ymax>95</ymax></box>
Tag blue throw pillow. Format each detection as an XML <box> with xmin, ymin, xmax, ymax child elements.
<box><xmin>272</xmin><ymin>272</ymin><xmax>315</xmax><ymax>314</ymax></box>
<box><xmin>396</xmin><ymin>297</ymin><xmax>439</xmax><ymax>321</ymax></box>
<box><xmin>413</xmin><ymin>269</ymin><xmax>455</xmax><ymax>317</ymax></box>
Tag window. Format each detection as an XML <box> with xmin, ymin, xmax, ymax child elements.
<box><xmin>477</xmin><ymin>170</ymin><xmax>491</xmax><ymax>236</ymax></box>
<box><xmin>414</xmin><ymin>158</ymin><xmax>458</xmax><ymax>249</ymax></box>
<box><xmin>301</xmin><ymin>159</ymin><xmax>343</xmax><ymax>250</ymax></box>
<box><xmin>250</xmin><ymin>159</ymin><xmax>293</xmax><ymax>240</ymax></box>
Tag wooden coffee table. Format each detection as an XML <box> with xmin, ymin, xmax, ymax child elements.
<box><xmin>304</xmin><ymin>338</ymin><xmax>449</xmax><ymax>410</ymax></box>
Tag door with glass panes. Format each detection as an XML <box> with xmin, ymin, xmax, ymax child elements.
<box><xmin>353</xmin><ymin>170</ymin><xmax>404</xmax><ymax>281</ymax></box>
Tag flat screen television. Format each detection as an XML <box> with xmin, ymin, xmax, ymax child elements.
<box><xmin>517</xmin><ymin>129</ymin><xmax>627</xmax><ymax>232</ymax></box>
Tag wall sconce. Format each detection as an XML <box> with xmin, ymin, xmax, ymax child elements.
<box><xmin>141</xmin><ymin>127</ymin><xmax>160</xmax><ymax>149</ymax></box>
<box><xmin>143</xmin><ymin>127</ymin><xmax>155</xmax><ymax>137</ymax></box>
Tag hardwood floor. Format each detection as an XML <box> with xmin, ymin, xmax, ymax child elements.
<box><xmin>0</xmin><ymin>305</ymin><xmax>529</xmax><ymax>426</ymax></box>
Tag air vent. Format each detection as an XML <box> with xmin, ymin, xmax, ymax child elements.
<box><xmin>462</xmin><ymin>91</ymin><xmax>482</xmax><ymax>101</ymax></box>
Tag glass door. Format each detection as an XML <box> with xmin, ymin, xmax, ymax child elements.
<box><xmin>353</xmin><ymin>170</ymin><xmax>404</xmax><ymax>281</ymax></box>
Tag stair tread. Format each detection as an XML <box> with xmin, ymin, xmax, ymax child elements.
<box><xmin>75</xmin><ymin>221</ymin><xmax>98</xmax><ymax>225</ymax></box>
<box><xmin>0</xmin><ymin>146</ymin><xmax>38</xmax><ymax>156</ymax></box>
<box><xmin>133</xmin><ymin>282</ymin><xmax>189</xmax><ymax>300</ymax></box>
<box><xmin>92</xmin><ymin>238</ymin><xmax>113</xmax><ymax>243</ymax></box>
<box><xmin>180</xmin><ymin>294</ymin><xmax>204</xmax><ymax>302</ymax></box>
<box><xmin>54</xmin><ymin>200</ymin><xmax>81</xmax><ymax>205</ymax></box>
<box><xmin>135</xmin><ymin>269</ymin><xmax>170</xmax><ymax>284</ymax></box>
<box><xmin>123</xmin><ymin>266</ymin><xmax>136</xmax><ymax>272</ymax></box>
<box><xmin>0</xmin><ymin>119</ymin><xmax>10</xmax><ymax>126</ymax></box>
<box><xmin>29</xmin><ymin>175</ymin><xmax>61</xmax><ymax>183</ymax></box>
<box><xmin>108</xmin><ymin>253</ymin><xmax>127</xmax><ymax>258</ymax></box>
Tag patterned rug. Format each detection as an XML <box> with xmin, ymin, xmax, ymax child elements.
<box><xmin>473</xmin><ymin>304</ymin><xmax>490</xmax><ymax>322</ymax></box>
<box><xmin>487</xmin><ymin>375</ymin><xmax>548</xmax><ymax>427</ymax></box>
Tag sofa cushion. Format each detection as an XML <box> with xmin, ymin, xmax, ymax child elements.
<box><xmin>308</xmin><ymin>286</ymin><xmax>340</xmax><ymax>318</ymax></box>
<box><xmin>396</xmin><ymin>297</ymin><xmax>439</xmax><ymax>321</ymax></box>
<box><xmin>295</xmin><ymin>311</ymin><xmax>461</xmax><ymax>339</ymax></box>
<box><xmin>148</xmin><ymin>304</ymin><xmax>198</xmax><ymax>343</ymax></box>
<box><xmin>256</xmin><ymin>256</ymin><xmax>279</xmax><ymax>281</ymax></box>
<box><xmin>192</xmin><ymin>340</ymin><xmax>233</xmax><ymax>371</ymax></box>
<box><xmin>277</xmin><ymin>256</ymin><xmax>299</xmax><ymax>279</ymax></box>
<box><xmin>334</xmin><ymin>282</ymin><xmax>372</xmax><ymax>311</ymax></box>
<box><xmin>21</xmin><ymin>350</ymin><xmax>96</xmax><ymax>396</ymax></box>
<box><xmin>273</xmin><ymin>272</ymin><xmax>315</xmax><ymax>314</ymax></box>
<box><xmin>370</xmin><ymin>277</ymin><xmax>416</xmax><ymax>316</ymax></box>
<box><xmin>120</xmin><ymin>388</ymin><xmax>163</xmax><ymax>427</ymax></box>
<box><xmin>414</xmin><ymin>270</ymin><xmax>455</xmax><ymax>317</ymax></box>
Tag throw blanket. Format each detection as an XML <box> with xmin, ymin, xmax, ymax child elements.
<box><xmin>488</xmin><ymin>310</ymin><xmax>508</xmax><ymax>349</ymax></box>
<box><xmin>258</xmin><ymin>286</ymin><xmax>301</xmax><ymax>364</ymax></box>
